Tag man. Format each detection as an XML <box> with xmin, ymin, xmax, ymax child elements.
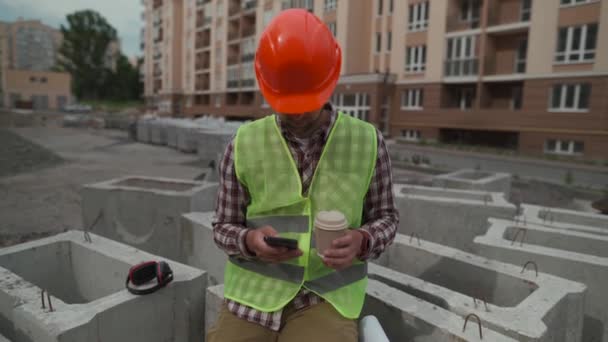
<box><xmin>208</xmin><ymin>9</ymin><xmax>398</xmax><ymax>342</ymax></box>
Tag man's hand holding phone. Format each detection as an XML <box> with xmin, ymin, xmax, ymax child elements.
<box><xmin>245</xmin><ymin>226</ymin><xmax>302</xmax><ymax>263</ymax></box>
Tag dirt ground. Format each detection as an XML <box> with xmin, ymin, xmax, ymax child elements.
<box><xmin>0</xmin><ymin>125</ymin><xmax>205</xmax><ymax>246</ymax></box>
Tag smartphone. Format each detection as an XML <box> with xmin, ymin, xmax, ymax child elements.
<box><xmin>263</xmin><ymin>236</ymin><xmax>298</xmax><ymax>250</ymax></box>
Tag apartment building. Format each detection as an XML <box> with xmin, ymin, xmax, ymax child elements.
<box><xmin>143</xmin><ymin>0</ymin><xmax>608</xmax><ymax>159</ymax></box>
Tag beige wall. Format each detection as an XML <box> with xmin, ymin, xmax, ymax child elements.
<box><xmin>527</xmin><ymin>0</ymin><xmax>559</xmax><ymax>74</ymax></box>
<box><xmin>4</xmin><ymin>69</ymin><xmax>71</xmax><ymax>109</ymax></box>
<box><xmin>336</xmin><ymin>0</ymin><xmax>350</xmax><ymax>75</ymax></box>
<box><xmin>595</xmin><ymin>0</ymin><xmax>608</xmax><ymax>72</ymax></box>
<box><xmin>344</xmin><ymin>0</ymin><xmax>372</xmax><ymax>74</ymax></box>
<box><xmin>425</xmin><ymin>0</ymin><xmax>447</xmax><ymax>82</ymax></box>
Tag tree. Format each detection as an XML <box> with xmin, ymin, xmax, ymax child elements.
<box><xmin>104</xmin><ymin>54</ymin><xmax>143</xmax><ymax>101</ymax></box>
<box><xmin>58</xmin><ymin>10</ymin><xmax>117</xmax><ymax>100</ymax></box>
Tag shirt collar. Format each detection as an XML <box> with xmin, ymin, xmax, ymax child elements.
<box><xmin>276</xmin><ymin>108</ymin><xmax>337</xmax><ymax>144</ymax></box>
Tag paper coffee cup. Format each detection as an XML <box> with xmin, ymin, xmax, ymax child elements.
<box><xmin>314</xmin><ymin>210</ymin><xmax>348</xmax><ymax>256</ymax></box>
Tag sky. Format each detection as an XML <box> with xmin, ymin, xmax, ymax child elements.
<box><xmin>0</xmin><ymin>0</ymin><xmax>144</xmax><ymax>58</ymax></box>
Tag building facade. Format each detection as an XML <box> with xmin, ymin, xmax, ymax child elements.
<box><xmin>3</xmin><ymin>69</ymin><xmax>72</xmax><ymax>110</ymax></box>
<box><xmin>143</xmin><ymin>0</ymin><xmax>608</xmax><ymax>159</ymax></box>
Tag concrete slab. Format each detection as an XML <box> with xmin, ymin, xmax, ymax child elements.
<box><xmin>520</xmin><ymin>204</ymin><xmax>608</xmax><ymax>235</ymax></box>
<box><xmin>432</xmin><ymin>169</ymin><xmax>511</xmax><ymax>194</ymax></box>
<box><xmin>474</xmin><ymin>218</ymin><xmax>608</xmax><ymax>342</ymax></box>
<box><xmin>371</xmin><ymin>233</ymin><xmax>586</xmax><ymax>341</ymax></box>
<box><xmin>0</xmin><ymin>231</ymin><xmax>206</xmax><ymax>342</ymax></box>
<box><xmin>394</xmin><ymin>184</ymin><xmax>517</xmax><ymax>252</ymax></box>
<box><xmin>180</xmin><ymin>212</ymin><xmax>227</xmax><ymax>285</ymax></box>
<box><xmin>205</xmin><ymin>284</ymin><xmax>225</xmax><ymax>335</ymax></box>
<box><xmin>196</xmin><ymin>130</ymin><xmax>234</xmax><ymax>162</ymax></box>
<box><xmin>81</xmin><ymin>176</ymin><xmax>218</xmax><ymax>263</ymax></box>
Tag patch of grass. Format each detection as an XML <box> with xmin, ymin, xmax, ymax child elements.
<box><xmin>81</xmin><ymin>100</ymin><xmax>143</xmax><ymax>113</ymax></box>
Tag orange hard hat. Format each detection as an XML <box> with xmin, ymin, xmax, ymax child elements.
<box><xmin>255</xmin><ymin>9</ymin><xmax>342</xmax><ymax>114</ymax></box>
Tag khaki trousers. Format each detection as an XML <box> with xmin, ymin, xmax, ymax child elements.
<box><xmin>206</xmin><ymin>302</ymin><xmax>358</xmax><ymax>342</ymax></box>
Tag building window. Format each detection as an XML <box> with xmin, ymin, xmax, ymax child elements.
<box><xmin>458</xmin><ymin>88</ymin><xmax>475</xmax><ymax>110</ymax></box>
<box><xmin>387</xmin><ymin>32</ymin><xmax>392</xmax><ymax>51</ymax></box>
<box><xmin>41</xmin><ymin>77</ymin><xmax>47</xmax><ymax>83</ymax></box>
<box><xmin>521</xmin><ymin>0</ymin><xmax>531</xmax><ymax>21</ymax></box>
<box><xmin>263</xmin><ymin>9</ymin><xmax>274</xmax><ymax>27</ymax></box>
<box><xmin>215</xmin><ymin>95</ymin><xmax>222</xmax><ymax>107</ymax></box>
<box><xmin>377</xmin><ymin>0</ymin><xmax>383</xmax><ymax>16</ymax></box>
<box><xmin>408</xmin><ymin>2</ymin><xmax>429</xmax><ymax>32</ymax></box>
<box><xmin>261</xmin><ymin>96</ymin><xmax>270</xmax><ymax>108</ymax></box>
<box><xmin>445</xmin><ymin>35</ymin><xmax>478</xmax><ymax>77</ymax></box>
<box><xmin>401</xmin><ymin>89</ymin><xmax>424</xmax><ymax>110</ymax></box>
<box><xmin>30</xmin><ymin>76</ymin><xmax>37</xmax><ymax>82</ymax></box>
<box><xmin>401</xmin><ymin>130</ymin><xmax>421</xmax><ymax>142</ymax></box>
<box><xmin>549</xmin><ymin>83</ymin><xmax>591</xmax><ymax>112</ymax></box>
<box><xmin>282</xmin><ymin>0</ymin><xmax>314</xmax><ymax>11</ymax></box>
<box><xmin>545</xmin><ymin>139</ymin><xmax>584</xmax><ymax>155</ymax></box>
<box><xmin>512</xmin><ymin>86</ymin><xmax>523</xmax><ymax>110</ymax></box>
<box><xmin>217</xmin><ymin>1</ymin><xmax>224</xmax><ymax>16</ymax></box>
<box><xmin>389</xmin><ymin>0</ymin><xmax>393</xmax><ymax>14</ymax></box>
<box><xmin>560</xmin><ymin>0</ymin><xmax>599</xmax><ymax>6</ymax></box>
<box><xmin>327</xmin><ymin>22</ymin><xmax>337</xmax><ymax>37</ymax></box>
<box><xmin>405</xmin><ymin>45</ymin><xmax>426</xmax><ymax>73</ymax></box>
<box><xmin>555</xmin><ymin>23</ymin><xmax>598</xmax><ymax>63</ymax></box>
<box><xmin>375</xmin><ymin>33</ymin><xmax>382</xmax><ymax>53</ymax></box>
<box><xmin>333</xmin><ymin>93</ymin><xmax>370</xmax><ymax>121</ymax></box>
<box><xmin>324</xmin><ymin>0</ymin><xmax>337</xmax><ymax>12</ymax></box>
<box><xmin>460</xmin><ymin>0</ymin><xmax>481</xmax><ymax>27</ymax></box>
<box><xmin>515</xmin><ymin>38</ymin><xmax>527</xmax><ymax>73</ymax></box>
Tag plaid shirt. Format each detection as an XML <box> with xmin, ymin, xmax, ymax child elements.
<box><xmin>212</xmin><ymin>109</ymin><xmax>398</xmax><ymax>331</ymax></box>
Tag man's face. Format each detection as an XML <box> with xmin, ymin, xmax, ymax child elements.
<box><xmin>278</xmin><ymin>108</ymin><xmax>327</xmax><ymax>138</ymax></box>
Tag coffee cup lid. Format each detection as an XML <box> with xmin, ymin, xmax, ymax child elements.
<box><xmin>315</xmin><ymin>210</ymin><xmax>348</xmax><ymax>230</ymax></box>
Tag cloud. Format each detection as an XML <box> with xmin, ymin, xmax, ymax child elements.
<box><xmin>0</xmin><ymin>0</ymin><xmax>144</xmax><ymax>57</ymax></box>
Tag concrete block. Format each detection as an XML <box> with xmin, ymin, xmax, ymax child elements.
<box><xmin>0</xmin><ymin>231</ymin><xmax>206</xmax><ymax>342</ymax></box>
<box><xmin>180</xmin><ymin>212</ymin><xmax>227</xmax><ymax>285</ymax></box>
<box><xmin>197</xmin><ymin>130</ymin><xmax>234</xmax><ymax>162</ymax></box>
<box><xmin>520</xmin><ymin>204</ymin><xmax>608</xmax><ymax>235</ymax></box>
<box><xmin>81</xmin><ymin>176</ymin><xmax>218</xmax><ymax>263</ymax></box>
<box><xmin>0</xmin><ymin>333</ymin><xmax>9</xmax><ymax>342</ymax></box>
<box><xmin>205</xmin><ymin>284</ymin><xmax>224</xmax><ymax>335</ymax></box>
<box><xmin>474</xmin><ymin>218</ymin><xmax>608</xmax><ymax>342</ymax></box>
<box><xmin>432</xmin><ymin>169</ymin><xmax>511</xmax><ymax>194</ymax></box>
<box><xmin>394</xmin><ymin>184</ymin><xmax>517</xmax><ymax>252</ymax></box>
<box><xmin>136</xmin><ymin>119</ymin><xmax>151</xmax><ymax>143</ymax></box>
<box><xmin>371</xmin><ymin>233</ymin><xmax>586</xmax><ymax>341</ymax></box>
<box><xmin>166</xmin><ymin>122</ymin><xmax>180</xmax><ymax>148</ymax></box>
<box><xmin>363</xmin><ymin>279</ymin><xmax>518</xmax><ymax>342</ymax></box>
<box><xmin>148</xmin><ymin>120</ymin><xmax>167</xmax><ymax>145</ymax></box>
<box><xmin>176</xmin><ymin>127</ymin><xmax>200</xmax><ymax>153</ymax></box>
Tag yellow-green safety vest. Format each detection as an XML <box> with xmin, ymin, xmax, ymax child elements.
<box><xmin>224</xmin><ymin>112</ymin><xmax>378</xmax><ymax>319</ymax></box>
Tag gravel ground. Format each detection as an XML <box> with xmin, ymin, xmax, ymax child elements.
<box><xmin>0</xmin><ymin>125</ymin><xmax>204</xmax><ymax>245</ymax></box>
<box><xmin>0</xmin><ymin>128</ymin><xmax>64</xmax><ymax>178</ymax></box>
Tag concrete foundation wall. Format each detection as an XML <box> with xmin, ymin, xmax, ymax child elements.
<box><xmin>176</xmin><ymin>127</ymin><xmax>200</xmax><ymax>153</ymax></box>
<box><xmin>0</xmin><ymin>231</ymin><xmax>206</xmax><ymax>342</ymax></box>
<box><xmin>148</xmin><ymin>121</ymin><xmax>168</xmax><ymax>145</ymax></box>
<box><xmin>432</xmin><ymin>169</ymin><xmax>512</xmax><ymax>195</ymax></box>
<box><xmin>136</xmin><ymin>120</ymin><xmax>151</xmax><ymax>143</ymax></box>
<box><xmin>81</xmin><ymin>176</ymin><xmax>218</xmax><ymax>263</ymax></box>
<box><xmin>474</xmin><ymin>219</ymin><xmax>608</xmax><ymax>342</ymax></box>
<box><xmin>197</xmin><ymin>130</ymin><xmax>234</xmax><ymax>162</ymax></box>
<box><xmin>205</xmin><ymin>284</ymin><xmax>225</xmax><ymax>335</ymax></box>
<box><xmin>180</xmin><ymin>212</ymin><xmax>227</xmax><ymax>285</ymax></box>
<box><xmin>394</xmin><ymin>184</ymin><xmax>517</xmax><ymax>252</ymax></box>
<box><xmin>374</xmin><ymin>233</ymin><xmax>586</xmax><ymax>341</ymax></box>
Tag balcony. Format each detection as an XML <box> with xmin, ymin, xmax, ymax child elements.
<box><xmin>228</xmin><ymin>18</ymin><xmax>241</xmax><ymax>41</ymax></box>
<box><xmin>444</xmin><ymin>58</ymin><xmax>479</xmax><ymax>78</ymax></box>
<box><xmin>242</xmin><ymin>0</ymin><xmax>257</xmax><ymax>11</ymax></box>
<box><xmin>484</xmin><ymin>35</ymin><xmax>527</xmax><ymax>77</ymax></box>
<box><xmin>195</xmin><ymin>29</ymin><xmax>211</xmax><ymax>49</ymax></box>
<box><xmin>487</xmin><ymin>0</ymin><xmax>531</xmax><ymax>27</ymax></box>
<box><xmin>241</xmin><ymin>79</ymin><xmax>255</xmax><ymax>87</ymax></box>
<box><xmin>446</xmin><ymin>0</ymin><xmax>481</xmax><ymax>33</ymax></box>
<box><xmin>241</xmin><ymin>53</ymin><xmax>254</xmax><ymax>63</ymax></box>
<box><xmin>481</xmin><ymin>82</ymin><xmax>523</xmax><ymax>111</ymax></box>
<box><xmin>227</xmin><ymin>55</ymin><xmax>240</xmax><ymax>65</ymax></box>
<box><xmin>195</xmin><ymin>51</ymin><xmax>211</xmax><ymax>70</ymax></box>
<box><xmin>226</xmin><ymin>80</ymin><xmax>240</xmax><ymax>89</ymax></box>
<box><xmin>195</xmin><ymin>73</ymin><xmax>210</xmax><ymax>91</ymax></box>
<box><xmin>228</xmin><ymin>0</ymin><xmax>241</xmax><ymax>16</ymax></box>
<box><xmin>240</xmin><ymin>91</ymin><xmax>255</xmax><ymax>105</ymax></box>
<box><xmin>197</xmin><ymin>9</ymin><xmax>213</xmax><ymax>28</ymax></box>
<box><xmin>441</xmin><ymin>84</ymin><xmax>477</xmax><ymax>110</ymax></box>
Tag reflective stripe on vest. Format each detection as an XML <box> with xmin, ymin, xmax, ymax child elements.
<box><xmin>247</xmin><ymin>215</ymin><xmax>309</xmax><ymax>234</ymax></box>
<box><xmin>303</xmin><ymin>262</ymin><xmax>367</xmax><ymax>294</ymax></box>
<box><xmin>226</xmin><ymin>112</ymin><xmax>378</xmax><ymax>317</ymax></box>
<box><xmin>229</xmin><ymin>257</ymin><xmax>304</xmax><ymax>284</ymax></box>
